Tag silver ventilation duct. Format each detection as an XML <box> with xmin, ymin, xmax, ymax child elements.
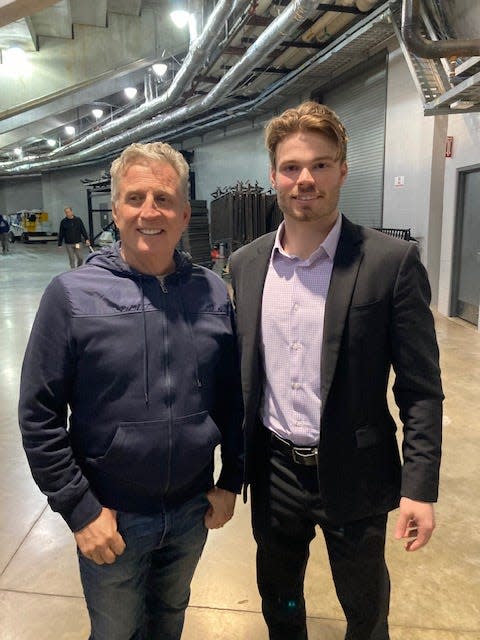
<box><xmin>0</xmin><ymin>0</ymin><xmax>323</xmax><ymax>175</ymax></box>
<box><xmin>0</xmin><ymin>0</ymin><xmax>250</xmax><ymax>173</ymax></box>
<box><xmin>47</xmin><ymin>0</ymin><xmax>251</xmax><ymax>158</ymax></box>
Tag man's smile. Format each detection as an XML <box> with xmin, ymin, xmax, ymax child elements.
<box><xmin>292</xmin><ymin>193</ymin><xmax>321</xmax><ymax>201</ymax></box>
<box><xmin>138</xmin><ymin>228</ymin><xmax>165</xmax><ymax>235</ymax></box>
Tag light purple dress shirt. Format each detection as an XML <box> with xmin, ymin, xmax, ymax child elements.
<box><xmin>260</xmin><ymin>214</ymin><xmax>342</xmax><ymax>446</ymax></box>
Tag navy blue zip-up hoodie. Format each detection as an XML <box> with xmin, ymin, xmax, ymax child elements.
<box><xmin>19</xmin><ymin>243</ymin><xmax>244</xmax><ymax>532</ymax></box>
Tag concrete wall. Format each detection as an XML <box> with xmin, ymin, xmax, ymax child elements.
<box><xmin>449</xmin><ymin>0</ymin><xmax>480</xmax><ymax>39</ymax></box>
<box><xmin>189</xmin><ymin>124</ymin><xmax>271</xmax><ymax>206</ymax></box>
<box><xmin>41</xmin><ymin>161</ymin><xmax>109</xmax><ymax>233</ymax></box>
<box><xmin>0</xmin><ymin>8</ymin><xmax>186</xmax><ymax>114</ymax></box>
<box><xmin>383</xmin><ymin>47</ymin><xmax>448</xmax><ymax>304</ymax></box>
<box><xmin>384</xmin><ymin>49</ymin><xmax>431</xmax><ymax>238</ymax></box>
<box><xmin>0</xmin><ymin>176</ymin><xmax>44</xmax><ymax>214</ymax></box>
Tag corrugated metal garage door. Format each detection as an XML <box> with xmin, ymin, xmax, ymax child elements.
<box><xmin>323</xmin><ymin>60</ymin><xmax>387</xmax><ymax>227</ymax></box>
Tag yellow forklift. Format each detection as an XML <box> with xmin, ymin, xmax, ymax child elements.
<box><xmin>8</xmin><ymin>210</ymin><xmax>58</xmax><ymax>243</ymax></box>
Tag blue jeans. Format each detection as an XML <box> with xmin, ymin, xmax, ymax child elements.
<box><xmin>78</xmin><ymin>493</ymin><xmax>209</xmax><ymax>640</ymax></box>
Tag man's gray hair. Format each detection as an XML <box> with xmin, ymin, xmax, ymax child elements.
<box><xmin>110</xmin><ymin>142</ymin><xmax>190</xmax><ymax>203</ymax></box>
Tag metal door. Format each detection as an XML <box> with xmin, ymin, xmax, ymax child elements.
<box><xmin>453</xmin><ymin>169</ymin><xmax>480</xmax><ymax>326</ymax></box>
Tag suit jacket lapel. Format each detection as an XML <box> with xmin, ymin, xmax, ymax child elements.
<box><xmin>236</xmin><ymin>233</ymin><xmax>274</xmax><ymax>410</ymax></box>
<box><xmin>321</xmin><ymin>216</ymin><xmax>363</xmax><ymax>413</ymax></box>
<box><xmin>242</xmin><ymin>233</ymin><xmax>274</xmax><ymax>339</ymax></box>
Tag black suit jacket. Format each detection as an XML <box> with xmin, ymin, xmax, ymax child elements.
<box><xmin>230</xmin><ymin>215</ymin><xmax>443</xmax><ymax>524</ymax></box>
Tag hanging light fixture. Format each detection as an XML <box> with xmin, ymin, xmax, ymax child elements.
<box><xmin>2</xmin><ymin>47</ymin><xmax>31</xmax><ymax>77</ymax></box>
<box><xmin>152</xmin><ymin>63</ymin><xmax>168</xmax><ymax>77</ymax></box>
<box><xmin>170</xmin><ymin>0</ymin><xmax>190</xmax><ymax>29</ymax></box>
<box><xmin>92</xmin><ymin>108</ymin><xmax>104</xmax><ymax>119</ymax></box>
<box><xmin>65</xmin><ymin>125</ymin><xmax>76</xmax><ymax>136</ymax></box>
<box><xmin>124</xmin><ymin>87</ymin><xmax>138</xmax><ymax>99</ymax></box>
<box><xmin>46</xmin><ymin>139</ymin><xmax>57</xmax><ymax>147</ymax></box>
<box><xmin>170</xmin><ymin>10</ymin><xmax>190</xmax><ymax>28</ymax></box>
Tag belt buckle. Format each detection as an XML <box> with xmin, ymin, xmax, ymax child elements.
<box><xmin>292</xmin><ymin>446</ymin><xmax>318</xmax><ymax>466</ymax></box>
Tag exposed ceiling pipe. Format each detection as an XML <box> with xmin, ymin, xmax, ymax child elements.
<box><xmin>356</xmin><ymin>0</ymin><xmax>378</xmax><ymax>10</ymax></box>
<box><xmin>33</xmin><ymin>0</ymin><xmax>251</xmax><ymax>160</ymax></box>
<box><xmin>0</xmin><ymin>1</ymin><xmax>392</xmax><ymax>178</ymax></box>
<box><xmin>302</xmin><ymin>0</ymin><xmax>377</xmax><ymax>43</ymax></box>
<box><xmin>302</xmin><ymin>2</ymin><xmax>360</xmax><ymax>44</ymax></box>
<box><xmin>402</xmin><ymin>0</ymin><xmax>480</xmax><ymax>59</ymax></box>
<box><xmin>302</xmin><ymin>0</ymin><xmax>336</xmax><ymax>42</ymax></box>
<box><xmin>0</xmin><ymin>0</ymin><xmax>322</xmax><ymax>175</ymax></box>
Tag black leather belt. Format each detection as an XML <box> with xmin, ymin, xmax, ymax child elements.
<box><xmin>270</xmin><ymin>432</ymin><xmax>318</xmax><ymax>467</ymax></box>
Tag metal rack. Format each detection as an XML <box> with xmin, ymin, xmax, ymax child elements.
<box><xmin>210</xmin><ymin>182</ymin><xmax>282</xmax><ymax>256</ymax></box>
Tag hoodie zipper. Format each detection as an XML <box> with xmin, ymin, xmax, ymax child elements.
<box><xmin>158</xmin><ymin>276</ymin><xmax>168</xmax><ymax>293</ymax></box>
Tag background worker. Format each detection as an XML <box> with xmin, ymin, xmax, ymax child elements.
<box><xmin>0</xmin><ymin>214</ymin><xmax>10</xmax><ymax>254</ymax></box>
<box><xmin>58</xmin><ymin>206</ymin><xmax>90</xmax><ymax>267</ymax></box>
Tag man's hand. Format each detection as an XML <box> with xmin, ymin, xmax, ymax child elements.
<box><xmin>74</xmin><ymin>507</ymin><xmax>126</xmax><ymax>565</ymax></box>
<box><xmin>394</xmin><ymin>497</ymin><xmax>436</xmax><ymax>552</ymax></box>
<box><xmin>85</xmin><ymin>239</ymin><xmax>91</xmax><ymax>246</ymax></box>
<box><xmin>204</xmin><ymin>487</ymin><xmax>236</xmax><ymax>530</ymax></box>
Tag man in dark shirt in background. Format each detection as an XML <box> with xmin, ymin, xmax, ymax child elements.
<box><xmin>58</xmin><ymin>206</ymin><xmax>90</xmax><ymax>268</ymax></box>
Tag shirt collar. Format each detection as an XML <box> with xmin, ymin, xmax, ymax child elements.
<box><xmin>271</xmin><ymin>214</ymin><xmax>342</xmax><ymax>264</ymax></box>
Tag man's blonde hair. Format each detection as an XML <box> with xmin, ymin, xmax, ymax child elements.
<box><xmin>265</xmin><ymin>101</ymin><xmax>348</xmax><ymax>167</ymax></box>
<box><xmin>110</xmin><ymin>142</ymin><xmax>190</xmax><ymax>203</ymax></box>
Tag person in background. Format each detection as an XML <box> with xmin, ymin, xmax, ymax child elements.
<box><xmin>0</xmin><ymin>215</ymin><xmax>10</xmax><ymax>254</ymax></box>
<box><xmin>19</xmin><ymin>141</ymin><xmax>243</xmax><ymax>640</ymax></box>
<box><xmin>58</xmin><ymin>206</ymin><xmax>90</xmax><ymax>267</ymax></box>
<box><xmin>230</xmin><ymin>101</ymin><xmax>443</xmax><ymax>640</ymax></box>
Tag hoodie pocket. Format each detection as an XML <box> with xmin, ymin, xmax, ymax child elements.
<box><xmin>170</xmin><ymin>411</ymin><xmax>222</xmax><ymax>492</ymax></box>
<box><xmin>85</xmin><ymin>411</ymin><xmax>221</xmax><ymax>493</ymax></box>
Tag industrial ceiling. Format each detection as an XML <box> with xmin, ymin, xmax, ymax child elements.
<box><xmin>0</xmin><ymin>0</ymin><xmax>479</xmax><ymax>175</ymax></box>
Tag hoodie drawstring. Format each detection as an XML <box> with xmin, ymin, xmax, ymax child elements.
<box><xmin>140</xmin><ymin>278</ymin><xmax>150</xmax><ymax>407</ymax></box>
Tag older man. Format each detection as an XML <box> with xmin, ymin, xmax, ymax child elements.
<box><xmin>19</xmin><ymin>142</ymin><xmax>243</xmax><ymax>640</ymax></box>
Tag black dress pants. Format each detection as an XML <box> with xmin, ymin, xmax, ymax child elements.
<box><xmin>251</xmin><ymin>434</ymin><xmax>390</xmax><ymax>640</ymax></box>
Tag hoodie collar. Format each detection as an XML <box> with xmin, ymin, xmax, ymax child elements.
<box><xmin>85</xmin><ymin>241</ymin><xmax>193</xmax><ymax>278</ymax></box>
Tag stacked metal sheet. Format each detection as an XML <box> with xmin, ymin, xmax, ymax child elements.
<box><xmin>179</xmin><ymin>199</ymin><xmax>212</xmax><ymax>267</ymax></box>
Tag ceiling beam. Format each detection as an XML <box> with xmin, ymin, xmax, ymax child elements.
<box><xmin>0</xmin><ymin>0</ymin><xmax>60</xmax><ymax>28</ymax></box>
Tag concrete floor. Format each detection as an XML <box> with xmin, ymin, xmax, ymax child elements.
<box><xmin>0</xmin><ymin>243</ymin><xmax>479</xmax><ymax>640</ymax></box>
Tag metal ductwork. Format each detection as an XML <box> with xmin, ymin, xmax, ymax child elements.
<box><xmin>401</xmin><ymin>0</ymin><xmax>480</xmax><ymax>59</ymax></box>
<box><xmin>0</xmin><ymin>0</ymin><xmax>250</xmax><ymax>172</ymax></box>
<box><xmin>48</xmin><ymin>0</ymin><xmax>251</xmax><ymax>158</ymax></box>
<box><xmin>0</xmin><ymin>0</ymin><xmax>322</xmax><ymax>175</ymax></box>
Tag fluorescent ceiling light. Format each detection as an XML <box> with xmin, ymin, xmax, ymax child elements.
<box><xmin>170</xmin><ymin>10</ymin><xmax>190</xmax><ymax>28</ymax></box>
<box><xmin>152</xmin><ymin>63</ymin><xmax>168</xmax><ymax>77</ymax></box>
<box><xmin>92</xmin><ymin>108</ymin><xmax>104</xmax><ymax>119</ymax></box>
<box><xmin>65</xmin><ymin>125</ymin><xmax>76</xmax><ymax>136</ymax></box>
<box><xmin>46</xmin><ymin>139</ymin><xmax>56</xmax><ymax>147</ymax></box>
<box><xmin>124</xmin><ymin>87</ymin><xmax>137</xmax><ymax>99</ymax></box>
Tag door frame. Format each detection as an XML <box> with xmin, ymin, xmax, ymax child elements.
<box><xmin>450</xmin><ymin>163</ymin><xmax>480</xmax><ymax>326</ymax></box>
